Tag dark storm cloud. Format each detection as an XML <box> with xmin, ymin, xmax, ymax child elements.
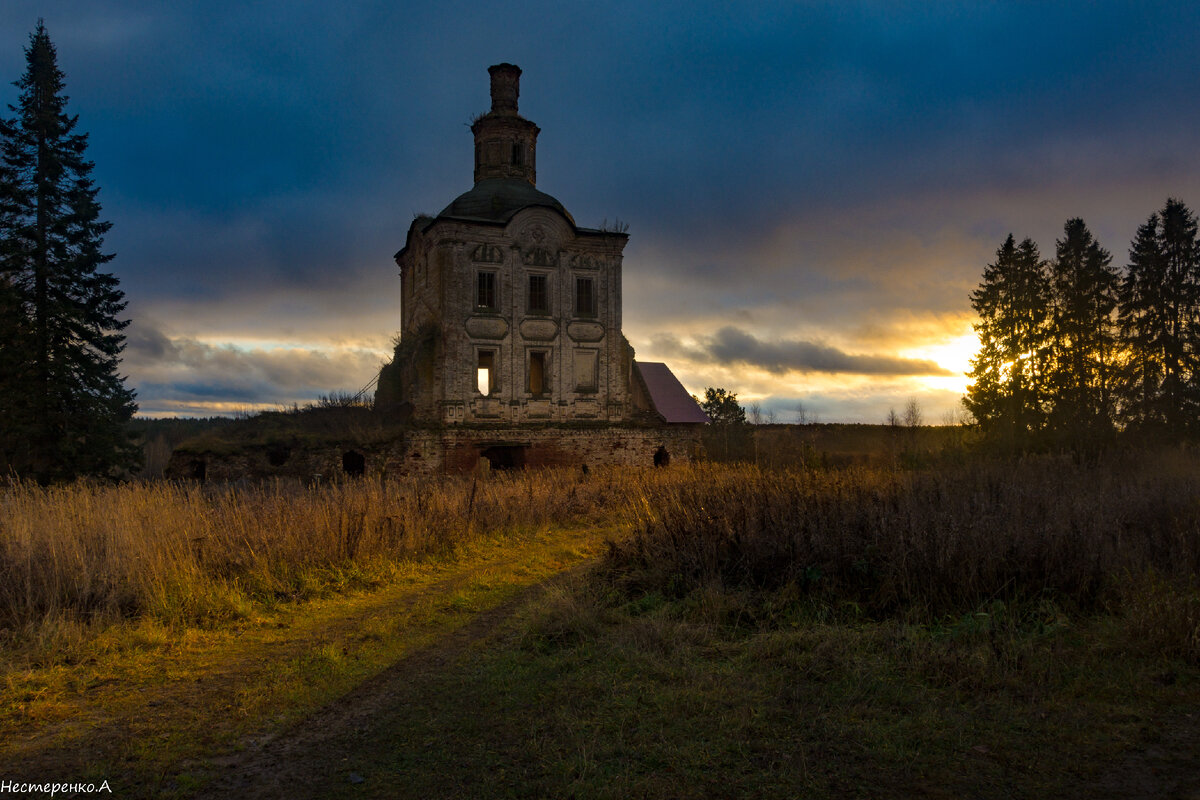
<box><xmin>124</xmin><ymin>319</ymin><xmax>177</xmax><ymax>361</ymax></box>
<box><xmin>122</xmin><ymin>319</ymin><xmax>384</xmax><ymax>413</ymax></box>
<box><xmin>654</xmin><ymin>327</ymin><xmax>951</xmax><ymax>377</ymax></box>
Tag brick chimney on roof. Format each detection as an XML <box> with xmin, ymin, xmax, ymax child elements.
<box><xmin>488</xmin><ymin>63</ymin><xmax>521</xmax><ymax>114</ymax></box>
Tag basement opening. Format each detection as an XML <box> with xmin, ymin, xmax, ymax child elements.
<box><xmin>480</xmin><ymin>445</ymin><xmax>526</xmax><ymax>471</ymax></box>
<box><xmin>342</xmin><ymin>450</ymin><xmax>366</xmax><ymax>477</ymax></box>
<box><xmin>653</xmin><ymin>446</ymin><xmax>670</xmax><ymax>467</ymax></box>
<box><xmin>189</xmin><ymin>459</ymin><xmax>207</xmax><ymax>482</ymax></box>
<box><xmin>267</xmin><ymin>444</ymin><xmax>291</xmax><ymax>467</ymax></box>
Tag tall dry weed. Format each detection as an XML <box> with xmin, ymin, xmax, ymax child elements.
<box><xmin>0</xmin><ymin>467</ymin><xmax>652</xmax><ymax>636</ymax></box>
<box><xmin>610</xmin><ymin>451</ymin><xmax>1200</xmax><ymax>617</ymax></box>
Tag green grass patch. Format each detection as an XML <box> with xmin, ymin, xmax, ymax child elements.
<box><xmin>282</xmin><ymin>576</ymin><xmax>1199</xmax><ymax>799</ymax></box>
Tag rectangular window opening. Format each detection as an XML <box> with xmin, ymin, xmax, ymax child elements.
<box><xmin>529</xmin><ymin>351</ymin><xmax>546</xmax><ymax>397</ymax></box>
<box><xmin>528</xmin><ymin>274</ymin><xmax>548</xmax><ymax>314</ymax></box>
<box><xmin>478</xmin><ymin>351</ymin><xmax>495</xmax><ymax>396</ymax></box>
<box><xmin>477</xmin><ymin>271</ymin><xmax>497</xmax><ymax>311</ymax></box>
<box><xmin>575</xmin><ymin>277</ymin><xmax>595</xmax><ymax>317</ymax></box>
<box><xmin>574</xmin><ymin>349</ymin><xmax>598</xmax><ymax>392</ymax></box>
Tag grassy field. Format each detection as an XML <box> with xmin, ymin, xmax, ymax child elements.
<box><xmin>1</xmin><ymin>446</ymin><xmax>1199</xmax><ymax>797</ymax></box>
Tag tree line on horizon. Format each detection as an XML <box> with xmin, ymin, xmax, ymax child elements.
<box><xmin>966</xmin><ymin>197</ymin><xmax>1200</xmax><ymax>450</ymax></box>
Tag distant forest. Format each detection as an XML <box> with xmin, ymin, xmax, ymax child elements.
<box><xmin>966</xmin><ymin>197</ymin><xmax>1200</xmax><ymax>451</ymax></box>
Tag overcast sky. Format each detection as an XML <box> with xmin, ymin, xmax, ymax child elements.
<box><xmin>3</xmin><ymin>1</ymin><xmax>1199</xmax><ymax>422</ymax></box>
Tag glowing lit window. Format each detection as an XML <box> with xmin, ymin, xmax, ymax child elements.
<box><xmin>478</xmin><ymin>351</ymin><xmax>495</xmax><ymax>395</ymax></box>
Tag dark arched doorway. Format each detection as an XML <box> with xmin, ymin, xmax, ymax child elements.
<box><xmin>653</xmin><ymin>446</ymin><xmax>670</xmax><ymax>467</ymax></box>
<box><xmin>480</xmin><ymin>445</ymin><xmax>526</xmax><ymax>471</ymax></box>
<box><xmin>342</xmin><ymin>450</ymin><xmax>366</xmax><ymax>477</ymax></box>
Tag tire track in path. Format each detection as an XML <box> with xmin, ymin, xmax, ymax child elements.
<box><xmin>0</xmin><ymin>524</ymin><xmax>612</xmax><ymax>797</ymax></box>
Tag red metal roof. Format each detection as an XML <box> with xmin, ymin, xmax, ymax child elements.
<box><xmin>634</xmin><ymin>361</ymin><xmax>710</xmax><ymax>424</ymax></box>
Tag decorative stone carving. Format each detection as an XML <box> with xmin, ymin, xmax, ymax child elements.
<box><xmin>520</xmin><ymin>319</ymin><xmax>558</xmax><ymax>341</ymax></box>
<box><xmin>567</xmin><ymin>321</ymin><xmax>604</xmax><ymax>342</ymax></box>
<box><xmin>522</xmin><ymin>247</ymin><xmax>555</xmax><ymax>266</ymax></box>
<box><xmin>465</xmin><ymin>316</ymin><xmax>509</xmax><ymax>340</ymax></box>
<box><xmin>525</xmin><ymin>399</ymin><xmax>552</xmax><ymax>419</ymax></box>
<box><xmin>471</xmin><ymin>244</ymin><xmax>504</xmax><ymax>263</ymax></box>
<box><xmin>517</xmin><ymin>222</ymin><xmax>558</xmax><ymax>254</ymax></box>
<box><xmin>568</xmin><ymin>253</ymin><xmax>604</xmax><ymax>270</ymax></box>
<box><xmin>572</xmin><ymin>398</ymin><xmax>599</xmax><ymax>417</ymax></box>
<box><xmin>473</xmin><ymin>398</ymin><xmax>503</xmax><ymax>418</ymax></box>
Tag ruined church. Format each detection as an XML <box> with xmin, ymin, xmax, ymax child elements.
<box><xmin>166</xmin><ymin>64</ymin><xmax>705</xmax><ymax>481</ymax></box>
<box><xmin>378</xmin><ymin>63</ymin><xmax>707</xmax><ymax>470</ymax></box>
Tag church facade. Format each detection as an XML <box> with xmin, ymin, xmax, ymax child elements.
<box><xmin>377</xmin><ymin>64</ymin><xmax>707</xmax><ymax>471</ymax></box>
<box><xmin>390</xmin><ymin>64</ymin><xmax>636</xmax><ymax>426</ymax></box>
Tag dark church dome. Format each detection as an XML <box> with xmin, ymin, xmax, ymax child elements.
<box><xmin>437</xmin><ymin>177</ymin><xmax>575</xmax><ymax>225</ymax></box>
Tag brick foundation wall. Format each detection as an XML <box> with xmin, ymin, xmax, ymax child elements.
<box><xmin>165</xmin><ymin>425</ymin><xmax>704</xmax><ymax>482</ymax></box>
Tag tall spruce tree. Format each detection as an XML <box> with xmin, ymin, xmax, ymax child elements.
<box><xmin>964</xmin><ymin>234</ymin><xmax>1052</xmax><ymax>449</ymax></box>
<box><xmin>1117</xmin><ymin>199</ymin><xmax>1200</xmax><ymax>435</ymax></box>
<box><xmin>0</xmin><ymin>21</ymin><xmax>138</xmax><ymax>482</ymax></box>
<box><xmin>1045</xmin><ymin>218</ymin><xmax>1120</xmax><ymax>443</ymax></box>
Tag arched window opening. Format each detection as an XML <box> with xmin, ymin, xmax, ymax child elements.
<box><xmin>653</xmin><ymin>446</ymin><xmax>670</xmax><ymax>467</ymax></box>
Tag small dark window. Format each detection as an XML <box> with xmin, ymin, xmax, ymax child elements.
<box><xmin>528</xmin><ymin>274</ymin><xmax>548</xmax><ymax>314</ymax></box>
<box><xmin>477</xmin><ymin>272</ymin><xmax>497</xmax><ymax>311</ymax></box>
<box><xmin>512</xmin><ymin>142</ymin><xmax>524</xmax><ymax>167</ymax></box>
<box><xmin>529</xmin><ymin>351</ymin><xmax>546</xmax><ymax>397</ymax></box>
<box><xmin>575</xmin><ymin>277</ymin><xmax>595</xmax><ymax>316</ymax></box>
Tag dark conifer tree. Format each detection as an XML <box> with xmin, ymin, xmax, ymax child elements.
<box><xmin>964</xmin><ymin>235</ymin><xmax>1052</xmax><ymax>448</ymax></box>
<box><xmin>1117</xmin><ymin>199</ymin><xmax>1200</xmax><ymax>435</ymax></box>
<box><xmin>0</xmin><ymin>121</ymin><xmax>31</xmax><ymax>469</ymax></box>
<box><xmin>0</xmin><ymin>21</ymin><xmax>138</xmax><ymax>481</ymax></box>
<box><xmin>1045</xmin><ymin>219</ymin><xmax>1120</xmax><ymax>443</ymax></box>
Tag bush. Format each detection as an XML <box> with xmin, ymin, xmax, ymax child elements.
<box><xmin>607</xmin><ymin>452</ymin><xmax>1200</xmax><ymax>618</ymax></box>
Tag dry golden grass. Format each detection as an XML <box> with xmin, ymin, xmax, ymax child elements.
<box><xmin>3</xmin><ymin>449</ymin><xmax>1199</xmax><ymax>661</ymax></box>
<box><xmin>610</xmin><ymin>451</ymin><xmax>1200</xmax><ymax>658</ymax></box>
<box><xmin>0</xmin><ymin>468</ymin><xmax>659</xmax><ymax>646</ymax></box>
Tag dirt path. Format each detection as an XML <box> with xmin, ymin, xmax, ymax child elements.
<box><xmin>0</xmin><ymin>524</ymin><xmax>611</xmax><ymax>797</ymax></box>
<box><xmin>194</xmin><ymin>579</ymin><xmax>546</xmax><ymax>799</ymax></box>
